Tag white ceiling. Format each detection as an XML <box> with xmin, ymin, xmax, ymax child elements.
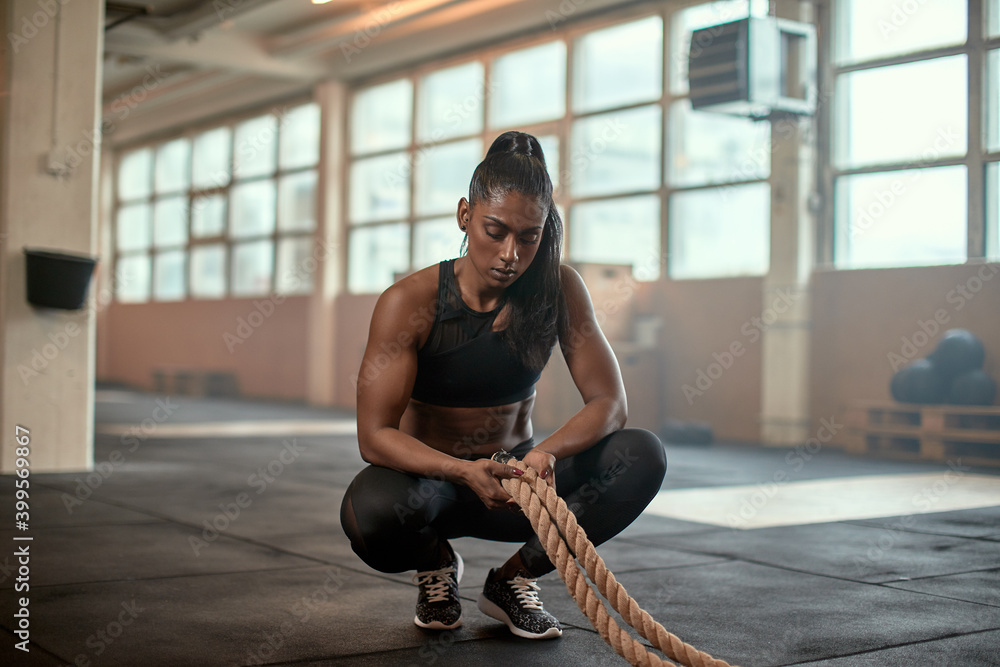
<box><xmin>102</xmin><ymin>0</ymin><xmax>640</xmax><ymax>146</ymax></box>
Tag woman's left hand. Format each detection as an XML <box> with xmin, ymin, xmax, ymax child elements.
<box><xmin>522</xmin><ymin>447</ymin><xmax>557</xmax><ymax>490</ymax></box>
<box><xmin>505</xmin><ymin>447</ymin><xmax>556</xmax><ymax>512</ymax></box>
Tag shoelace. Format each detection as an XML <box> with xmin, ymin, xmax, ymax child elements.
<box><xmin>509</xmin><ymin>575</ymin><xmax>544</xmax><ymax>611</ymax></box>
<box><xmin>413</xmin><ymin>565</ymin><xmax>457</xmax><ymax>603</ymax></box>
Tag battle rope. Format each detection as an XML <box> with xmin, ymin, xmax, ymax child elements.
<box><xmin>492</xmin><ymin>450</ymin><xmax>735</xmax><ymax>667</ymax></box>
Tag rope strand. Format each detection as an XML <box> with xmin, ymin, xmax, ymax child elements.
<box><xmin>499</xmin><ymin>457</ymin><xmax>737</xmax><ymax>667</ymax></box>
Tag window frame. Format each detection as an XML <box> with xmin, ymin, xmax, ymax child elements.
<box><xmin>345</xmin><ymin>0</ymin><xmax>775</xmax><ymax>293</ymax></box>
<box><xmin>819</xmin><ymin>0</ymin><xmax>1000</xmax><ymax>269</ymax></box>
<box><xmin>112</xmin><ymin>98</ymin><xmax>321</xmax><ymax>303</ymax></box>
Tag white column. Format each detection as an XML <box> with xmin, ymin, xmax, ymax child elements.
<box><xmin>759</xmin><ymin>0</ymin><xmax>816</xmax><ymax>445</ymax></box>
<box><xmin>306</xmin><ymin>81</ymin><xmax>348</xmax><ymax>406</ymax></box>
<box><xmin>0</xmin><ymin>0</ymin><xmax>105</xmax><ymax>472</ymax></box>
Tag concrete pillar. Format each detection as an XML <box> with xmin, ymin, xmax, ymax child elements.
<box><xmin>95</xmin><ymin>150</ymin><xmax>115</xmax><ymax>380</ymax></box>
<box><xmin>759</xmin><ymin>0</ymin><xmax>816</xmax><ymax>445</ymax></box>
<box><xmin>1</xmin><ymin>0</ymin><xmax>104</xmax><ymax>472</ymax></box>
<box><xmin>306</xmin><ymin>81</ymin><xmax>348</xmax><ymax>406</ymax></box>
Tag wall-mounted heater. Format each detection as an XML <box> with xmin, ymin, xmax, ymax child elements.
<box><xmin>688</xmin><ymin>17</ymin><xmax>816</xmax><ymax>120</ymax></box>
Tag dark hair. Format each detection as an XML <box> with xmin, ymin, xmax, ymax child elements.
<box><xmin>464</xmin><ymin>131</ymin><xmax>564</xmax><ymax>372</ymax></box>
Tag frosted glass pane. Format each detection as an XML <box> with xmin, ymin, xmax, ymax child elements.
<box><xmin>155</xmin><ymin>138</ymin><xmax>191</xmax><ymax>194</ymax></box>
<box><xmin>153</xmin><ymin>250</ymin><xmax>185</xmax><ymax>301</ymax></box>
<box><xmin>418</xmin><ymin>62</ymin><xmax>484</xmax><ymax>142</ymax></box>
<box><xmin>192</xmin><ymin>194</ymin><xmax>226</xmax><ymax>238</ymax></box>
<box><xmin>352</xmin><ymin>79</ymin><xmax>413</xmax><ymax>154</ymax></box>
<box><xmin>414</xmin><ymin>217</ymin><xmax>463</xmax><ymax>270</ymax></box>
<box><xmin>415</xmin><ymin>139</ymin><xmax>482</xmax><ymax>216</ymax></box>
<box><xmin>231</xmin><ymin>240</ymin><xmax>274</xmax><ymax>296</ymax></box>
<box><xmin>116</xmin><ymin>203</ymin><xmax>151</xmax><ymax>252</ymax></box>
<box><xmin>835</xmin><ymin>56</ymin><xmax>967</xmax><ymax>169</ymax></box>
<box><xmin>118</xmin><ymin>149</ymin><xmax>152</xmax><ymax>200</ymax></box>
<box><xmin>835</xmin><ymin>0</ymin><xmax>967</xmax><ymax>65</ymax></box>
<box><xmin>490</xmin><ymin>42</ymin><xmax>566</xmax><ymax>128</ymax></box>
<box><xmin>350</xmin><ymin>152</ymin><xmax>411</xmax><ymax>223</ymax></box>
<box><xmin>990</xmin><ymin>0</ymin><xmax>1000</xmax><ymax>37</ymax></box>
<box><xmin>537</xmin><ymin>135</ymin><xmax>561</xmax><ymax>192</ymax></box>
<box><xmin>192</xmin><ymin>127</ymin><xmax>231</xmax><ymax>189</ymax></box>
<box><xmin>349</xmin><ymin>223</ymin><xmax>410</xmax><ymax>293</ymax></box>
<box><xmin>190</xmin><ymin>244</ymin><xmax>226</xmax><ymax>299</ymax></box>
<box><xmin>669</xmin><ymin>183</ymin><xmax>770</xmax><ymax>279</ymax></box>
<box><xmin>570</xmin><ymin>195</ymin><xmax>661</xmax><ymax>280</ymax></box>
<box><xmin>670</xmin><ymin>1</ymin><xmax>761</xmax><ymax>95</ymax></box>
<box><xmin>234</xmin><ymin>115</ymin><xmax>277</xmax><ymax>179</ymax></box>
<box><xmin>278</xmin><ymin>170</ymin><xmax>317</xmax><ymax>232</ymax></box>
<box><xmin>988</xmin><ymin>162</ymin><xmax>999</xmax><ymax>260</ymax></box>
<box><xmin>574</xmin><ymin>16</ymin><xmax>662</xmax><ymax>113</ymax></box>
<box><xmin>276</xmin><ymin>237</ymin><xmax>315</xmax><ymax>295</ymax></box>
<box><xmin>230</xmin><ymin>180</ymin><xmax>276</xmax><ymax>238</ymax></box>
<box><xmin>116</xmin><ymin>254</ymin><xmax>151</xmax><ymax>303</ymax></box>
<box><xmin>988</xmin><ymin>50</ymin><xmax>1000</xmax><ymax>152</ymax></box>
<box><xmin>153</xmin><ymin>196</ymin><xmax>188</xmax><ymax>248</ymax></box>
<box><xmin>835</xmin><ymin>166</ymin><xmax>967</xmax><ymax>268</ymax></box>
<box><xmin>668</xmin><ymin>99</ymin><xmax>770</xmax><ymax>186</ymax></box>
<box><xmin>279</xmin><ymin>104</ymin><xmax>320</xmax><ymax>169</ymax></box>
<box><xmin>570</xmin><ymin>106</ymin><xmax>661</xmax><ymax>197</ymax></box>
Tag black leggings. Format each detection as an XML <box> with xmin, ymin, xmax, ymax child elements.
<box><xmin>340</xmin><ymin>428</ymin><xmax>666</xmax><ymax>577</ymax></box>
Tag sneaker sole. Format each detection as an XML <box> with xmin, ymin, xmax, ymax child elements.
<box><xmin>413</xmin><ymin>616</ymin><xmax>463</xmax><ymax>630</ymax></box>
<box><xmin>413</xmin><ymin>553</ymin><xmax>464</xmax><ymax>631</ymax></box>
<box><xmin>476</xmin><ymin>593</ymin><xmax>562</xmax><ymax>640</ymax></box>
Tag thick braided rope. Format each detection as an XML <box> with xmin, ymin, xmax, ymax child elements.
<box><xmin>500</xmin><ymin>457</ymin><xmax>735</xmax><ymax>667</ymax></box>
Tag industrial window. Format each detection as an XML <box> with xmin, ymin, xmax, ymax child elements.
<box><xmin>346</xmin><ymin>2</ymin><xmax>772</xmax><ymax>293</ymax></box>
<box><xmin>490</xmin><ymin>41</ymin><xmax>566</xmax><ymax>128</ymax></box>
<box><xmin>665</xmin><ymin>0</ymin><xmax>771</xmax><ymax>280</ymax></box>
<box><xmin>670</xmin><ymin>183</ymin><xmax>771</xmax><ymax>279</ymax></box>
<box><xmin>831</xmin><ymin>0</ymin><xmax>998</xmax><ymax>269</ymax></box>
<box><xmin>113</xmin><ymin>102</ymin><xmax>320</xmax><ymax>303</ymax></box>
<box><xmin>572</xmin><ymin>17</ymin><xmax>662</xmax><ymax>114</ymax></box>
<box><xmin>566</xmin><ymin>14</ymin><xmax>662</xmax><ymax>280</ymax></box>
<box><xmin>833</xmin><ymin>0</ymin><xmax>967</xmax><ymax>65</ymax></box>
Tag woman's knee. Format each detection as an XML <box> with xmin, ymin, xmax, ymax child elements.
<box><xmin>341</xmin><ymin>469</ymin><xmax>404</xmax><ymax>557</ymax></box>
<box><xmin>340</xmin><ymin>465</ymin><xmax>451</xmax><ymax>573</ymax></box>
<box><xmin>604</xmin><ymin>428</ymin><xmax>667</xmax><ymax>486</ymax></box>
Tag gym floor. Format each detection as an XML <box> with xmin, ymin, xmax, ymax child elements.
<box><xmin>2</xmin><ymin>387</ymin><xmax>999</xmax><ymax>666</ymax></box>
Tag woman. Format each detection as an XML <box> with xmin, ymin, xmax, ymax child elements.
<box><xmin>341</xmin><ymin>131</ymin><xmax>666</xmax><ymax>640</ymax></box>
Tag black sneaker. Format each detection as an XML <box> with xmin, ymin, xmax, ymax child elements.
<box><xmin>477</xmin><ymin>568</ymin><xmax>562</xmax><ymax>639</ymax></box>
<box><xmin>412</xmin><ymin>548</ymin><xmax>464</xmax><ymax>630</ymax></box>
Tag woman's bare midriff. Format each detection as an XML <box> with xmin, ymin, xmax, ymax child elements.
<box><xmin>399</xmin><ymin>394</ymin><xmax>535</xmax><ymax>460</ymax></box>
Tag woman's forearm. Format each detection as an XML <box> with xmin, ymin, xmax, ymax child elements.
<box><xmin>534</xmin><ymin>395</ymin><xmax>626</xmax><ymax>460</ymax></box>
<box><xmin>360</xmin><ymin>427</ymin><xmax>470</xmax><ymax>483</ymax></box>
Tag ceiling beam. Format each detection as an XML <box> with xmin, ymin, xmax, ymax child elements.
<box><xmin>103</xmin><ymin>69</ymin><xmax>231</xmax><ymax>115</ymax></box>
<box><xmin>104</xmin><ymin>29</ymin><xmax>329</xmax><ymax>81</ymax></box>
<box><xmin>105</xmin><ymin>0</ymin><xmax>278</xmax><ymax>41</ymax></box>
<box><xmin>265</xmin><ymin>0</ymin><xmax>466</xmax><ymax>58</ymax></box>
<box><xmin>106</xmin><ymin>73</ymin><xmax>311</xmax><ymax>146</ymax></box>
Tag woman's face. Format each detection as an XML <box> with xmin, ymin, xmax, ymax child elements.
<box><xmin>458</xmin><ymin>191</ymin><xmax>547</xmax><ymax>289</ymax></box>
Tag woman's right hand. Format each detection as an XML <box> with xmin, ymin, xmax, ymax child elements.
<box><xmin>461</xmin><ymin>459</ymin><xmax>524</xmax><ymax>511</ymax></box>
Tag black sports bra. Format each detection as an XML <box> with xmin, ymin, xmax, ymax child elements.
<box><xmin>410</xmin><ymin>259</ymin><xmax>544</xmax><ymax>408</ymax></box>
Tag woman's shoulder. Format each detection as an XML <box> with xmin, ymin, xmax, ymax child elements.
<box><xmin>558</xmin><ymin>264</ymin><xmax>590</xmax><ymax>302</ymax></box>
<box><xmin>372</xmin><ymin>262</ymin><xmax>443</xmax><ymax>328</ymax></box>
<box><xmin>559</xmin><ymin>263</ymin><xmax>582</xmax><ymax>283</ymax></box>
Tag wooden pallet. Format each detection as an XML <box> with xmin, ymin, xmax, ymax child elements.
<box><xmin>845</xmin><ymin>401</ymin><xmax>1000</xmax><ymax>466</ymax></box>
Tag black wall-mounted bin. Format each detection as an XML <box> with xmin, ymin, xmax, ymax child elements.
<box><xmin>24</xmin><ymin>248</ymin><xmax>98</xmax><ymax>310</ymax></box>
